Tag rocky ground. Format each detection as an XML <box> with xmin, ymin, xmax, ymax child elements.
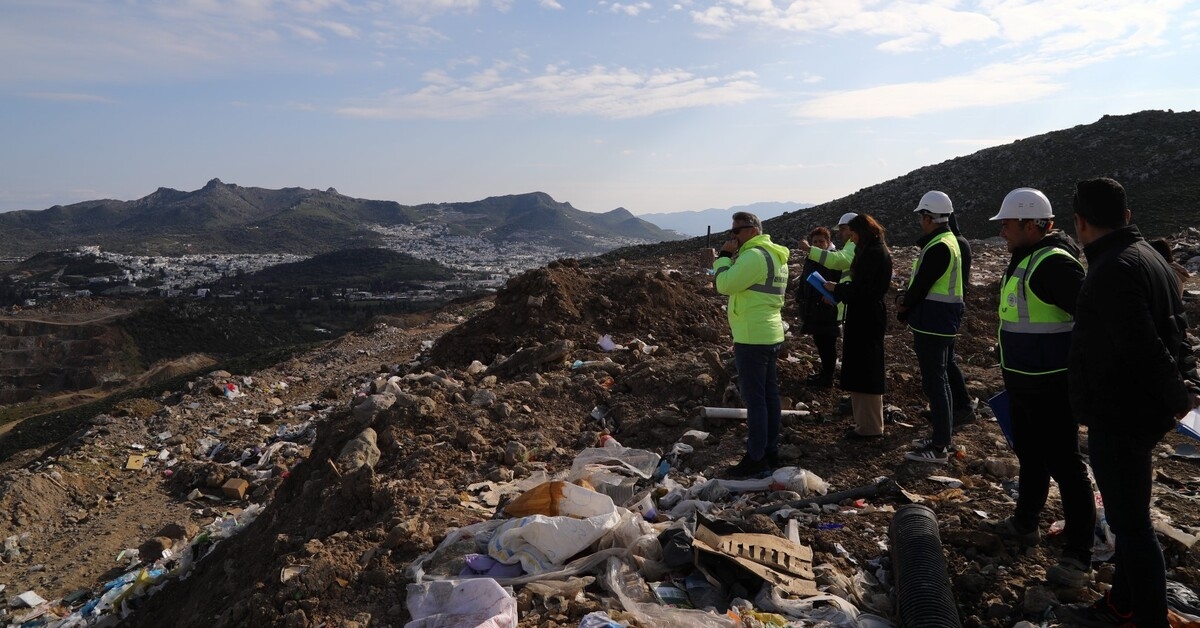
<box><xmin>4</xmin><ymin>235</ymin><xmax>1200</xmax><ymax>627</ymax></box>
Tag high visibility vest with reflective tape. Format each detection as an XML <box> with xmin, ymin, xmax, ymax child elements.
<box><xmin>907</xmin><ymin>231</ymin><xmax>963</xmax><ymax>336</ymax></box>
<box><xmin>809</xmin><ymin>240</ymin><xmax>855</xmax><ymax>321</ymax></box>
<box><xmin>714</xmin><ymin>236</ymin><xmax>789</xmax><ymax>344</ymax></box>
<box><xmin>998</xmin><ymin>246</ymin><xmax>1079</xmax><ymax>375</ymax></box>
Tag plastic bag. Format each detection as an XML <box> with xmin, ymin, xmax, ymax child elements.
<box><xmin>599</xmin><ymin>557</ymin><xmax>737</xmax><ymax>628</ymax></box>
<box><xmin>488</xmin><ymin>483</ymin><xmax>622</xmax><ymax>574</ymax></box>
<box><xmin>405</xmin><ymin>578</ymin><xmax>517</xmax><ymax>628</ymax></box>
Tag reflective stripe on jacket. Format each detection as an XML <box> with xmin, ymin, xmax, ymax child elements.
<box><xmin>714</xmin><ymin>234</ymin><xmax>789</xmax><ymax>344</ymax></box>
<box><xmin>907</xmin><ymin>230</ymin><xmax>963</xmax><ymax>336</ymax></box>
<box><xmin>999</xmin><ymin>246</ymin><xmax>1080</xmax><ymax>375</ymax></box>
<box><xmin>810</xmin><ymin>240</ymin><xmax>855</xmax><ymax>321</ymax></box>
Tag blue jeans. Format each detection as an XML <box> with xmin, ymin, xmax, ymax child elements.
<box><xmin>734</xmin><ymin>343</ymin><xmax>782</xmax><ymax>461</ymax></box>
<box><xmin>912</xmin><ymin>332</ymin><xmax>968</xmax><ymax>448</ymax></box>
<box><xmin>1089</xmin><ymin>426</ymin><xmax>1169</xmax><ymax>628</ymax></box>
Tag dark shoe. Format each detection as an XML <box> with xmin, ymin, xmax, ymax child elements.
<box><xmin>980</xmin><ymin>516</ymin><xmax>1040</xmax><ymax>545</ymax></box>
<box><xmin>1055</xmin><ymin>592</ymin><xmax>1134</xmax><ymax>627</ymax></box>
<box><xmin>1046</xmin><ymin>556</ymin><xmax>1093</xmax><ymax>588</ymax></box>
<box><xmin>904</xmin><ymin>444</ymin><xmax>949</xmax><ymax>464</ymax></box>
<box><xmin>843</xmin><ymin>428</ymin><xmax>882</xmax><ymax>441</ymax></box>
<box><xmin>765</xmin><ymin>450</ymin><xmax>780</xmax><ymax>468</ymax></box>
<box><xmin>952</xmin><ymin>398</ymin><xmax>979</xmax><ymax>427</ymax></box>
<box><xmin>806</xmin><ymin>373</ymin><xmax>833</xmax><ymax>388</ymax></box>
<box><xmin>725</xmin><ymin>454</ymin><xmax>770</xmax><ymax>479</ymax></box>
<box><xmin>911</xmin><ymin>436</ymin><xmax>934</xmax><ymax>448</ymax></box>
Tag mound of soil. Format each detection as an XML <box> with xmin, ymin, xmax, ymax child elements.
<box><xmin>5</xmin><ymin>241</ymin><xmax>1200</xmax><ymax>628</ymax></box>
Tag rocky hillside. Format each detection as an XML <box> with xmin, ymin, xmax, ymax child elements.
<box><xmin>616</xmin><ymin>109</ymin><xmax>1200</xmax><ymax>260</ymax></box>
<box><xmin>0</xmin><ymin>182</ymin><xmax>680</xmax><ymax>257</ymax></box>
<box><xmin>5</xmin><ymin>236</ymin><xmax>1200</xmax><ymax>627</ymax></box>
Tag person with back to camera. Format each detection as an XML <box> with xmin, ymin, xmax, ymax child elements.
<box><xmin>1057</xmin><ymin>177</ymin><xmax>1200</xmax><ymax>628</ymax></box>
<box><xmin>1149</xmin><ymin>237</ymin><xmax>1191</xmax><ymax>298</ymax></box>
<box><xmin>981</xmin><ymin>187</ymin><xmax>1096</xmax><ymax>588</ymax></box>
<box><xmin>795</xmin><ymin>226</ymin><xmax>842</xmax><ymax>388</ymax></box>
<box><xmin>706</xmin><ymin>212</ymin><xmax>790</xmax><ymax>479</ymax></box>
<box><xmin>899</xmin><ymin>191</ymin><xmax>974</xmax><ymax>464</ymax></box>
<box><xmin>822</xmin><ymin>214</ymin><xmax>892</xmax><ymax>440</ymax></box>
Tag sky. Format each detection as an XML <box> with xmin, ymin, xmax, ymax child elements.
<box><xmin>2</xmin><ymin>1</ymin><xmax>1198</xmax><ymax>216</ymax></box>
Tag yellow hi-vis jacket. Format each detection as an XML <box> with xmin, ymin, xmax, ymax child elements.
<box><xmin>714</xmin><ymin>234</ymin><xmax>789</xmax><ymax>345</ymax></box>
<box><xmin>998</xmin><ymin>246</ymin><xmax>1079</xmax><ymax>375</ymax></box>
<box><xmin>907</xmin><ymin>230</ymin><xmax>964</xmax><ymax>337</ymax></box>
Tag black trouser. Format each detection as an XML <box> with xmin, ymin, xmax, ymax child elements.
<box><xmin>812</xmin><ymin>330</ymin><xmax>838</xmax><ymax>378</ymax></box>
<box><xmin>1009</xmin><ymin>383</ymin><xmax>1095</xmax><ymax>562</ymax></box>
<box><xmin>1089</xmin><ymin>425</ymin><xmax>1169</xmax><ymax>628</ymax></box>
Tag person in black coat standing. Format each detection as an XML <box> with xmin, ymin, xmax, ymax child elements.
<box><xmin>1059</xmin><ymin>177</ymin><xmax>1200</xmax><ymax>628</ymax></box>
<box><xmin>796</xmin><ymin>226</ymin><xmax>842</xmax><ymax>387</ymax></box>
<box><xmin>825</xmin><ymin>214</ymin><xmax>892</xmax><ymax>439</ymax></box>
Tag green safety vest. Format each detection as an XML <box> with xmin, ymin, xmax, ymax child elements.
<box><xmin>998</xmin><ymin>246</ymin><xmax>1079</xmax><ymax>375</ymax></box>
<box><xmin>907</xmin><ymin>230</ymin><xmax>962</xmax><ymax>336</ymax></box>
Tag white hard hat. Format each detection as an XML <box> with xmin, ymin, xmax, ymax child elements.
<box><xmin>990</xmin><ymin>187</ymin><xmax>1053</xmax><ymax>221</ymax></box>
<box><xmin>914</xmin><ymin>191</ymin><xmax>954</xmax><ymax>215</ymax></box>
<box><xmin>837</xmin><ymin>212</ymin><xmax>858</xmax><ymax>226</ymax></box>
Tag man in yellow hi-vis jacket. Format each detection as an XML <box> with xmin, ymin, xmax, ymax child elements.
<box><xmin>709</xmin><ymin>212</ymin><xmax>790</xmax><ymax>478</ymax></box>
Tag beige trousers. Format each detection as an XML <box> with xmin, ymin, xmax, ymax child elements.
<box><xmin>850</xmin><ymin>392</ymin><xmax>884</xmax><ymax>436</ymax></box>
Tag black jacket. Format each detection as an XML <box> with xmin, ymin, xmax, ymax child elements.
<box><xmin>1069</xmin><ymin>225</ymin><xmax>1200</xmax><ymax>434</ymax></box>
<box><xmin>797</xmin><ymin>255</ymin><xmax>841</xmax><ymax>335</ymax></box>
<box><xmin>832</xmin><ymin>238</ymin><xmax>892</xmax><ymax>395</ymax></box>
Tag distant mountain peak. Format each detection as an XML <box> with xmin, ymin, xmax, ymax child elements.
<box><xmin>203</xmin><ymin>178</ymin><xmax>227</xmax><ymax>190</ymax></box>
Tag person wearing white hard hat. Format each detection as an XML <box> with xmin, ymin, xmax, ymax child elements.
<box><xmin>900</xmin><ymin>191</ymin><xmax>970</xmax><ymax>464</ymax></box>
<box><xmin>981</xmin><ymin>187</ymin><xmax>1096</xmax><ymax>589</ymax></box>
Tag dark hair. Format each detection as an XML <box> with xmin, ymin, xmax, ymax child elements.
<box><xmin>1150</xmin><ymin>238</ymin><xmax>1175</xmax><ymax>264</ymax></box>
<box><xmin>731</xmin><ymin>211</ymin><xmax>762</xmax><ymax>231</ymax></box>
<box><xmin>848</xmin><ymin>214</ymin><xmax>887</xmax><ymax>276</ymax></box>
<box><xmin>808</xmin><ymin>226</ymin><xmax>831</xmax><ymax>241</ymax></box>
<box><xmin>1073</xmin><ymin>177</ymin><xmax>1128</xmax><ymax>229</ymax></box>
<box><xmin>847</xmin><ymin>214</ymin><xmax>887</xmax><ymax>249</ymax></box>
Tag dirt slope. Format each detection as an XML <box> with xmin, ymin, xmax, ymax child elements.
<box><xmin>3</xmin><ymin>240</ymin><xmax>1200</xmax><ymax>628</ymax></box>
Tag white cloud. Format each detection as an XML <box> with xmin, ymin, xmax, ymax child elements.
<box><xmin>317</xmin><ymin>20</ymin><xmax>359</xmax><ymax>38</ymax></box>
<box><xmin>288</xmin><ymin>24</ymin><xmax>325</xmax><ymax>42</ymax></box>
<box><xmin>611</xmin><ymin>2</ymin><xmax>653</xmax><ymax>17</ymax></box>
<box><xmin>793</xmin><ymin>62</ymin><xmax>1065</xmax><ymax>120</ymax></box>
<box><xmin>338</xmin><ymin>63</ymin><xmax>768</xmax><ymax>119</ymax></box>
<box><xmin>23</xmin><ymin>92</ymin><xmax>114</xmax><ymax>103</ymax></box>
<box><xmin>539</xmin><ymin>0</ymin><xmax>564</xmax><ymax>8</ymax></box>
<box><xmin>691</xmin><ymin>0</ymin><xmax>1179</xmax><ymax>55</ymax></box>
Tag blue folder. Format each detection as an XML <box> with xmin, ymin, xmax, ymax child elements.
<box><xmin>987</xmin><ymin>389</ymin><xmax>1014</xmax><ymax>449</ymax></box>
<box><xmin>807</xmin><ymin>271</ymin><xmax>838</xmax><ymax>305</ymax></box>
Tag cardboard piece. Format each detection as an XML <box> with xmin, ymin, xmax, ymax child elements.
<box><xmin>692</xmin><ymin>521</ymin><xmax>817</xmax><ymax>596</ymax></box>
<box><xmin>125</xmin><ymin>454</ymin><xmax>146</xmax><ymax>470</ymax></box>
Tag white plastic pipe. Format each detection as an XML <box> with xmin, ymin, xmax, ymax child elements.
<box><xmin>700</xmin><ymin>407</ymin><xmax>810</xmax><ymax>419</ymax></box>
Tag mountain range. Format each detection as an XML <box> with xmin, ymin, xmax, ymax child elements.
<box><xmin>638</xmin><ymin>201</ymin><xmax>814</xmax><ymax>237</ymax></box>
<box><xmin>0</xmin><ymin>182</ymin><xmax>681</xmax><ymax>258</ymax></box>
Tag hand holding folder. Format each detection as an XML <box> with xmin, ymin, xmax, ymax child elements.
<box><xmin>807</xmin><ymin>271</ymin><xmax>838</xmax><ymax>305</ymax></box>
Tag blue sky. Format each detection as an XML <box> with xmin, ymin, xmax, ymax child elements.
<box><xmin>2</xmin><ymin>1</ymin><xmax>1198</xmax><ymax>216</ymax></box>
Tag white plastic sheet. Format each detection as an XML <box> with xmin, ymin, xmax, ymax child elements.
<box><xmin>405</xmin><ymin>578</ymin><xmax>516</xmax><ymax>628</ymax></box>
<box><xmin>488</xmin><ymin>483</ymin><xmax>622</xmax><ymax>574</ymax></box>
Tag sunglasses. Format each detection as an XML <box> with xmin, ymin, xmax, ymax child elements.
<box><xmin>731</xmin><ymin>225</ymin><xmax>755</xmax><ymax>233</ymax></box>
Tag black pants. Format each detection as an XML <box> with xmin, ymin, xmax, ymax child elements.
<box><xmin>812</xmin><ymin>330</ymin><xmax>838</xmax><ymax>378</ymax></box>
<box><xmin>1009</xmin><ymin>384</ymin><xmax>1095</xmax><ymax>562</ymax></box>
<box><xmin>1089</xmin><ymin>425</ymin><xmax>1169</xmax><ymax>628</ymax></box>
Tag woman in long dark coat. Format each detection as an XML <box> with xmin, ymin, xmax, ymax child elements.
<box><xmin>826</xmin><ymin>214</ymin><xmax>892</xmax><ymax>438</ymax></box>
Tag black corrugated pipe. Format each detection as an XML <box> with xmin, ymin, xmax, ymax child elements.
<box><xmin>889</xmin><ymin>503</ymin><xmax>962</xmax><ymax>628</ymax></box>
